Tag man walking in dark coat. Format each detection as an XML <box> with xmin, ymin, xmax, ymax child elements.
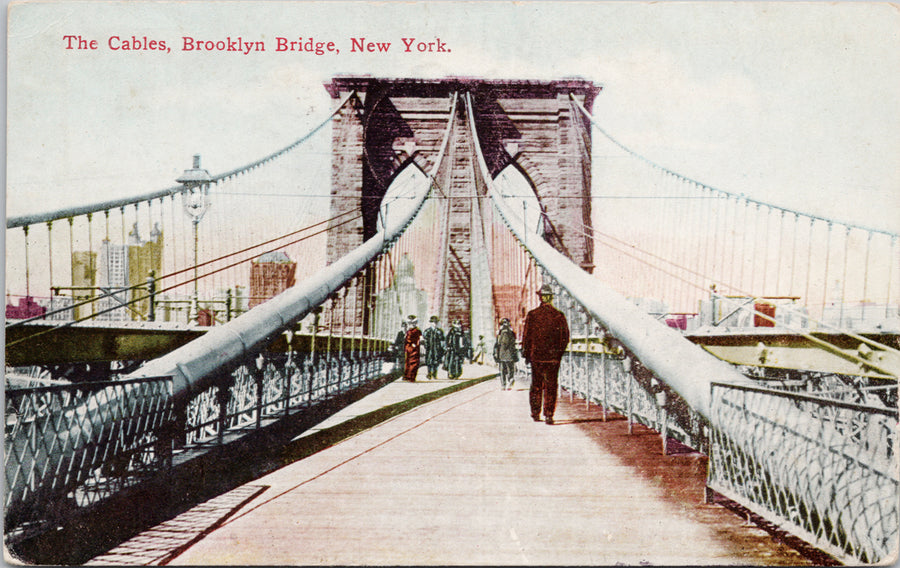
<box><xmin>493</xmin><ymin>318</ymin><xmax>518</xmax><ymax>390</ymax></box>
<box><xmin>522</xmin><ymin>284</ymin><xmax>570</xmax><ymax>424</ymax></box>
<box><xmin>443</xmin><ymin>320</ymin><xmax>466</xmax><ymax>380</ymax></box>
<box><xmin>422</xmin><ymin>315</ymin><xmax>445</xmax><ymax>379</ymax></box>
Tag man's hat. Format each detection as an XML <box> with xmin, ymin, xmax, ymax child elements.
<box><xmin>408</xmin><ymin>314</ymin><xmax>418</xmax><ymax>324</ymax></box>
<box><xmin>537</xmin><ymin>284</ymin><xmax>554</xmax><ymax>297</ymax></box>
<box><xmin>430</xmin><ymin>315</ymin><xmax>439</xmax><ymax>323</ymax></box>
<box><xmin>500</xmin><ymin>318</ymin><xmax>511</xmax><ymax>326</ymax></box>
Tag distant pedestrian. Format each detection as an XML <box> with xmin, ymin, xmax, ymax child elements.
<box><xmin>461</xmin><ymin>325</ymin><xmax>473</xmax><ymax>363</ymax></box>
<box><xmin>404</xmin><ymin>315</ymin><xmax>421</xmax><ymax>382</ymax></box>
<box><xmin>493</xmin><ymin>318</ymin><xmax>518</xmax><ymax>390</ymax></box>
<box><xmin>422</xmin><ymin>315</ymin><xmax>445</xmax><ymax>379</ymax></box>
<box><xmin>392</xmin><ymin>321</ymin><xmax>407</xmax><ymax>365</ymax></box>
<box><xmin>443</xmin><ymin>320</ymin><xmax>467</xmax><ymax>380</ymax></box>
<box><xmin>522</xmin><ymin>284</ymin><xmax>570</xmax><ymax>424</ymax></box>
<box><xmin>473</xmin><ymin>335</ymin><xmax>486</xmax><ymax>365</ymax></box>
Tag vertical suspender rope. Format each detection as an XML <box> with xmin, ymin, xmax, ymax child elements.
<box><xmin>104</xmin><ymin>209</ymin><xmax>112</xmax><ymax>318</ymax></box>
<box><xmin>886</xmin><ymin>236</ymin><xmax>896</xmax><ymax>318</ymax></box>
<box><xmin>68</xmin><ymin>217</ymin><xmax>75</xmax><ymax>290</ymax></box>
<box><xmin>861</xmin><ymin>231</ymin><xmax>872</xmax><ymax>321</ymax></box>
<box><xmin>47</xmin><ymin>221</ymin><xmax>54</xmax><ymax>298</ymax></box>
<box><xmin>23</xmin><ymin>225</ymin><xmax>30</xmax><ymax>298</ymax></box>
<box><xmin>774</xmin><ymin>210</ymin><xmax>784</xmax><ymax>296</ymax></box>
<box><xmin>821</xmin><ymin>221</ymin><xmax>833</xmax><ymax>321</ymax></box>
<box><xmin>701</xmin><ymin>185</ymin><xmax>713</xmax><ymax>298</ymax></box>
<box><xmin>728</xmin><ymin>196</ymin><xmax>740</xmax><ymax>295</ymax></box>
<box><xmin>747</xmin><ymin>204</ymin><xmax>760</xmax><ymax>297</ymax></box>
<box><xmin>655</xmin><ymin>173</ymin><xmax>668</xmax><ymax>304</ymax></box>
<box><xmin>714</xmin><ymin>192</ymin><xmax>728</xmax><ymax>290</ymax></box>
<box><xmin>839</xmin><ymin>226</ymin><xmax>851</xmax><ymax>327</ymax></box>
<box><xmin>761</xmin><ymin>205</ymin><xmax>771</xmax><ymax>296</ymax></box>
<box><xmin>663</xmin><ymin>172</ymin><xmax>678</xmax><ymax>306</ymax></box>
<box><xmin>167</xmin><ymin>196</ymin><xmax>176</xmax><ymax>297</ymax></box>
<box><xmin>87</xmin><ymin>213</ymin><xmax>94</xmax><ymax>318</ymax></box>
<box><xmin>688</xmin><ymin>181</ymin><xmax>702</xmax><ymax>310</ymax></box>
<box><xmin>789</xmin><ymin>212</ymin><xmax>799</xmax><ymax>299</ymax></box>
<box><xmin>737</xmin><ymin>201</ymin><xmax>749</xmax><ymax>295</ymax></box>
<box><xmin>804</xmin><ymin>218</ymin><xmax>814</xmax><ymax>316</ymax></box>
<box><xmin>690</xmin><ymin>182</ymin><xmax>704</xmax><ymax>309</ymax></box>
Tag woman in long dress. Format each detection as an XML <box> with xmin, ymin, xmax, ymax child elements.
<box><xmin>403</xmin><ymin>316</ymin><xmax>421</xmax><ymax>381</ymax></box>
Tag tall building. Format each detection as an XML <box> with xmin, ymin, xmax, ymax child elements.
<box><xmin>372</xmin><ymin>253</ymin><xmax>428</xmax><ymax>339</ymax></box>
<box><xmin>96</xmin><ymin>238</ymin><xmax>129</xmax><ymax>321</ymax></box>
<box><xmin>72</xmin><ymin>223</ymin><xmax>163</xmax><ymax>321</ymax></box>
<box><xmin>128</xmin><ymin>223</ymin><xmax>163</xmax><ymax>318</ymax></box>
<box><xmin>249</xmin><ymin>251</ymin><xmax>297</xmax><ymax>309</ymax></box>
<box><xmin>71</xmin><ymin>250</ymin><xmax>97</xmax><ymax>320</ymax></box>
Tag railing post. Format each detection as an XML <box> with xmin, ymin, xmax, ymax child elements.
<box><xmin>324</xmin><ymin>297</ymin><xmax>334</xmax><ymax>398</ymax></box>
<box><xmin>658</xmin><ymin>389</ymin><xmax>668</xmax><ymax>455</ymax></box>
<box><xmin>283</xmin><ymin>331</ymin><xmax>294</xmax><ymax>417</ymax></box>
<box><xmin>146</xmin><ymin>270</ymin><xmax>156</xmax><ymax>322</ymax></box>
<box><xmin>339</xmin><ymin>287</ymin><xmax>347</xmax><ymax>392</ymax></box>
<box><xmin>600</xmin><ymin>338</ymin><xmax>608</xmax><ymax>422</ymax></box>
<box><xmin>625</xmin><ymin>356</ymin><xmax>634</xmax><ymax>434</ymax></box>
<box><xmin>216</xmin><ymin>378</ymin><xmax>233</xmax><ymax>447</ymax></box>
<box><xmin>251</xmin><ymin>359</ymin><xmax>265</xmax><ymax>430</ymax></box>
<box><xmin>309</xmin><ymin>309</ymin><xmax>320</xmax><ymax>405</ymax></box>
<box><xmin>585</xmin><ymin>314</ymin><xmax>592</xmax><ymax>409</ymax></box>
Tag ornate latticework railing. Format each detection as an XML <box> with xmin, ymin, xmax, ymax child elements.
<box><xmin>4</xmin><ymin>377</ymin><xmax>173</xmax><ymax>541</ymax></box>
<box><xmin>473</xmin><ymin>89</ymin><xmax>899</xmax><ymax>563</ymax></box>
<box><xmin>559</xmin><ymin>330</ymin><xmax>707</xmax><ymax>453</ymax></box>
<box><xmin>708</xmin><ymin>382</ymin><xmax>898</xmax><ymax>563</ymax></box>
<box><xmin>5</xmin><ymin>91</ymin><xmax>457</xmax><ymax>550</ymax></box>
<box><xmin>182</xmin><ymin>347</ymin><xmax>389</xmax><ymax>446</ymax></box>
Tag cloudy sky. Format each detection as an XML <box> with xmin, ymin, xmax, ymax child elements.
<box><xmin>6</xmin><ymin>1</ymin><xmax>900</xmax><ymax>234</ymax></box>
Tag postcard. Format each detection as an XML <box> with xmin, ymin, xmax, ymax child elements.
<box><xmin>5</xmin><ymin>1</ymin><xmax>899</xmax><ymax>565</ymax></box>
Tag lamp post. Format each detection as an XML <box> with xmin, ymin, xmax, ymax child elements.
<box><xmin>177</xmin><ymin>154</ymin><xmax>212</xmax><ymax>325</ymax></box>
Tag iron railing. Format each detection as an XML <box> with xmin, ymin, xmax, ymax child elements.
<box><xmin>4</xmin><ymin>377</ymin><xmax>173</xmax><ymax>541</ymax></box>
<box><xmin>4</xmin><ymin>345</ymin><xmax>394</xmax><ymax>543</ymax></box>
<box><xmin>181</xmin><ymin>347</ymin><xmax>390</xmax><ymax>446</ymax></box>
<box><xmin>708</xmin><ymin>382</ymin><xmax>898</xmax><ymax>564</ymax></box>
<box><xmin>4</xmin><ymin>91</ymin><xmax>457</xmax><ymax>546</ymax></box>
<box><xmin>559</xmin><ymin>335</ymin><xmax>708</xmax><ymax>454</ymax></box>
<box><xmin>473</xmin><ymin>90</ymin><xmax>899</xmax><ymax>564</ymax></box>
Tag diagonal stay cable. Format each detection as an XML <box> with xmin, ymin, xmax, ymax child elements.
<box><xmin>559</xmin><ymin>203</ymin><xmax>900</xmax><ymax>359</ymax></box>
<box><xmin>5</xmin><ymin>214</ymin><xmax>362</xmax><ymax>349</ymax></box>
<box><xmin>6</xmin><ymin>210</ymin><xmax>359</xmax><ymax>328</ymax></box>
<box><xmin>544</xmin><ymin>212</ymin><xmax>900</xmax><ymax>372</ymax></box>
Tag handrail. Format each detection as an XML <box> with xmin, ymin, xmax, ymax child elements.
<box><xmin>6</xmin><ymin>91</ymin><xmax>357</xmax><ymax>229</ymax></box>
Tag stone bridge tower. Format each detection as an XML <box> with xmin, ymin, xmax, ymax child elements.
<box><xmin>325</xmin><ymin>77</ymin><xmax>599</xmax><ymax>334</ymax></box>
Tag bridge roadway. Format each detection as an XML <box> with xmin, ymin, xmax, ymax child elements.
<box><xmin>90</xmin><ymin>364</ymin><xmax>814</xmax><ymax>566</ymax></box>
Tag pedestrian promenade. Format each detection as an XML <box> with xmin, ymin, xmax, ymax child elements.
<box><xmin>94</xmin><ymin>363</ymin><xmax>814</xmax><ymax>566</ymax></box>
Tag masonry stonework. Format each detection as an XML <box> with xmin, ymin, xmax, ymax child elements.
<box><xmin>325</xmin><ymin>77</ymin><xmax>599</xmax><ymax>332</ymax></box>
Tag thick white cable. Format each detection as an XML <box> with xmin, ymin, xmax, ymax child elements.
<box><xmin>464</xmin><ymin>92</ymin><xmax>745</xmax><ymax>420</ymax></box>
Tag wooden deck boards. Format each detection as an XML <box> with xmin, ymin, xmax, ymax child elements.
<box><xmin>130</xmin><ymin>365</ymin><xmax>811</xmax><ymax>565</ymax></box>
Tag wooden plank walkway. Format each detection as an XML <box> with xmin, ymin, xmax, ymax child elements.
<box><xmin>122</xmin><ymin>364</ymin><xmax>812</xmax><ymax>565</ymax></box>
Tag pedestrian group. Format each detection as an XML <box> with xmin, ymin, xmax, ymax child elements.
<box><xmin>395</xmin><ymin>282</ymin><xmax>570</xmax><ymax>425</ymax></box>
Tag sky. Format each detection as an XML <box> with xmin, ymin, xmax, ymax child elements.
<box><xmin>5</xmin><ymin>1</ymin><xmax>900</xmax><ymax>234</ymax></box>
